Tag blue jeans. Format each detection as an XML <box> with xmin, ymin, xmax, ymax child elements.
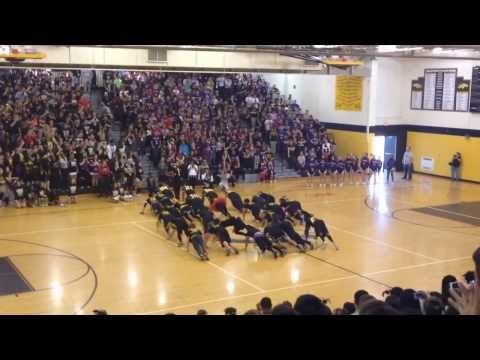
<box><xmin>451</xmin><ymin>167</ymin><xmax>460</xmax><ymax>181</ymax></box>
<box><xmin>403</xmin><ymin>164</ymin><xmax>412</xmax><ymax>180</ymax></box>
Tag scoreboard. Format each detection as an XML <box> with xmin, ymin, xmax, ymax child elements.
<box><xmin>410</xmin><ymin>68</ymin><xmax>471</xmax><ymax>112</ymax></box>
<box><xmin>470</xmin><ymin>66</ymin><xmax>480</xmax><ymax>113</ymax></box>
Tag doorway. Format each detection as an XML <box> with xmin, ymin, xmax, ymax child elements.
<box><xmin>384</xmin><ymin>136</ymin><xmax>397</xmax><ymax>164</ymax></box>
<box><xmin>372</xmin><ymin>135</ymin><xmax>397</xmax><ymax>164</ymax></box>
<box><xmin>373</xmin><ymin>136</ymin><xmax>385</xmax><ymax>163</ymax></box>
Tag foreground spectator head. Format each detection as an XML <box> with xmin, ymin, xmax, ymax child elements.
<box><xmin>244</xmin><ymin>309</ymin><xmax>260</xmax><ymax>315</ymax></box>
<box><xmin>272</xmin><ymin>303</ymin><xmax>297</xmax><ymax>315</ymax></box>
<box><xmin>93</xmin><ymin>309</ymin><xmax>108</xmax><ymax>315</ymax></box>
<box><xmin>473</xmin><ymin>247</ymin><xmax>480</xmax><ymax>268</ymax></box>
<box><xmin>354</xmin><ymin>290</ymin><xmax>369</xmax><ymax>307</ymax></box>
<box><xmin>197</xmin><ymin>309</ymin><xmax>208</xmax><ymax>315</ymax></box>
<box><xmin>225</xmin><ymin>307</ymin><xmax>237</xmax><ymax>315</ymax></box>
<box><xmin>342</xmin><ymin>302</ymin><xmax>356</xmax><ymax>315</ymax></box>
<box><xmin>359</xmin><ymin>299</ymin><xmax>400</xmax><ymax>315</ymax></box>
<box><xmin>385</xmin><ymin>295</ymin><xmax>402</xmax><ymax>311</ymax></box>
<box><xmin>441</xmin><ymin>275</ymin><xmax>457</xmax><ymax>301</ymax></box>
<box><xmin>422</xmin><ymin>296</ymin><xmax>444</xmax><ymax>315</ymax></box>
<box><xmin>358</xmin><ymin>294</ymin><xmax>375</xmax><ymax>307</ymax></box>
<box><xmin>400</xmin><ymin>288</ymin><xmax>420</xmax><ymax>312</ymax></box>
<box><xmin>294</xmin><ymin>294</ymin><xmax>332</xmax><ymax>315</ymax></box>
<box><xmin>464</xmin><ymin>271</ymin><xmax>475</xmax><ymax>284</ymax></box>
<box><xmin>390</xmin><ymin>287</ymin><xmax>404</xmax><ymax>298</ymax></box>
<box><xmin>258</xmin><ymin>297</ymin><xmax>273</xmax><ymax>314</ymax></box>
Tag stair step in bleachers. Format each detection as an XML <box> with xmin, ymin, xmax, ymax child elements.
<box><xmin>243</xmin><ymin>173</ymin><xmax>259</xmax><ymax>183</ymax></box>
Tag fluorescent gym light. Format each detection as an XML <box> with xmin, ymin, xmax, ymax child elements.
<box><xmin>377</xmin><ymin>45</ymin><xmax>423</xmax><ymax>53</ymax></box>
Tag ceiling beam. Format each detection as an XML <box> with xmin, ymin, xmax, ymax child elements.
<box><xmin>45</xmin><ymin>45</ymin><xmax>480</xmax><ymax>61</ymax></box>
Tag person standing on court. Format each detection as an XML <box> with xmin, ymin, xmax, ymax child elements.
<box><xmin>449</xmin><ymin>152</ymin><xmax>461</xmax><ymax>181</ymax></box>
<box><xmin>402</xmin><ymin>146</ymin><xmax>413</xmax><ymax>181</ymax></box>
<box><xmin>386</xmin><ymin>156</ymin><xmax>396</xmax><ymax>183</ymax></box>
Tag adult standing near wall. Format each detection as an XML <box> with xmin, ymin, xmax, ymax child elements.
<box><xmin>402</xmin><ymin>146</ymin><xmax>413</xmax><ymax>181</ymax></box>
<box><xmin>449</xmin><ymin>152</ymin><xmax>462</xmax><ymax>181</ymax></box>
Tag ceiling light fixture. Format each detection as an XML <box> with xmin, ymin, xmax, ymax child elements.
<box><xmin>377</xmin><ymin>45</ymin><xmax>423</xmax><ymax>53</ymax></box>
<box><xmin>313</xmin><ymin>45</ymin><xmax>342</xmax><ymax>49</ymax></box>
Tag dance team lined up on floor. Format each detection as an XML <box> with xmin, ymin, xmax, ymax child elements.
<box><xmin>141</xmin><ymin>180</ymin><xmax>338</xmax><ymax>261</ymax></box>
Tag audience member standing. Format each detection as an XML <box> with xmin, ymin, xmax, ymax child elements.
<box><xmin>402</xmin><ymin>146</ymin><xmax>413</xmax><ymax>181</ymax></box>
<box><xmin>449</xmin><ymin>152</ymin><xmax>461</xmax><ymax>181</ymax></box>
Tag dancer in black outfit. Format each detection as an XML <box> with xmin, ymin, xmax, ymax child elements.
<box><xmin>279</xmin><ymin>219</ymin><xmax>314</xmax><ymax>251</ymax></box>
<box><xmin>170</xmin><ymin>166</ymin><xmax>182</xmax><ymax>200</ymax></box>
<box><xmin>220</xmin><ymin>216</ymin><xmax>248</xmax><ymax>237</ymax></box>
<box><xmin>244</xmin><ymin>198</ymin><xmax>263</xmax><ymax>222</ymax></box>
<box><xmin>184</xmin><ymin>185</ymin><xmax>195</xmax><ymax>197</ymax></box>
<box><xmin>202</xmin><ymin>188</ymin><xmax>218</xmax><ymax>205</ymax></box>
<box><xmin>265</xmin><ymin>202</ymin><xmax>286</xmax><ymax>222</ymax></box>
<box><xmin>244</xmin><ymin>224</ymin><xmax>286</xmax><ymax>258</ymax></box>
<box><xmin>159</xmin><ymin>184</ymin><xmax>175</xmax><ymax>200</ymax></box>
<box><xmin>251</xmin><ymin>193</ymin><xmax>267</xmax><ymax>209</ymax></box>
<box><xmin>257</xmin><ymin>192</ymin><xmax>275</xmax><ymax>204</ymax></box>
<box><xmin>140</xmin><ymin>193</ymin><xmax>157</xmax><ymax>215</ymax></box>
<box><xmin>198</xmin><ymin>207</ymin><xmax>216</xmax><ymax>232</ymax></box>
<box><xmin>226</xmin><ymin>191</ymin><xmax>245</xmax><ymax>216</ymax></box>
<box><xmin>186</xmin><ymin>193</ymin><xmax>205</xmax><ymax>216</ymax></box>
<box><xmin>302</xmin><ymin>211</ymin><xmax>339</xmax><ymax>250</ymax></box>
<box><xmin>177</xmin><ymin>202</ymin><xmax>195</xmax><ymax>223</ymax></box>
<box><xmin>157</xmin><ymin>210</ymin><xmax>190</xmax><ymax>246</ymax></box>
<box><xmin>185</xmin><ymin>229</ymin><xmax>209</xmax><ymax>261</ymax></box>
<box><xmin>280</xmin><ymin>197</ymin><xmax>304</xmax><ymax>223</ymax></box>
<box><xmin>206</xmin><ymin>220</ymin><xmax>240</xmax><ymax>256</ymax></box>
<box><xmin>264</xmin><ymin>222</ymin><xmax>287</xmax><ymax>244</ymax></box>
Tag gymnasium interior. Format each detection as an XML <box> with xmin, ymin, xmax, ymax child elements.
<box><xmin>0</xmin><ymin>45</ymin><xmax>479</xmax><ymax>315</ymax></box>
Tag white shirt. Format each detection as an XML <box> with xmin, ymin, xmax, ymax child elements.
<box><xmin>216</xmin><ymin>77</ymin><xmax>225</xmax><ymax>87</ymax></box>
<box><xmin>188</xmin><ymin>164</ymin><xmax>198</xmax><ymax>177</ymax></box>
<box><xmin>107</xmin><ymin>144</ymin><xmax>116</xmax><ymax>159</ymax></box>
<box><xmin>245</xmin><ymin>96</ymin><xmax>254</xmax><ymax>106</ymax></box>
<box><xmin>264</xmin><ymin>119</ymin><xmax>273</xmax><ymax>131</ymax></box>
<box><xmin>403</xmin><ymin>150</ymin><xmax>413</xmax><ymax>165</ymax></box>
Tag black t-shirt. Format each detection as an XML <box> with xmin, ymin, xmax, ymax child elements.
<box><xmin>172</xmin><ymin>216</ymin><xmax>189</xmax><ymax>232</ymax></box>
<box><xmin>211</xmin><ymin>225</ymin><xmax>231</xmax><ymax>243</ymax></box>
<box><xmin>244</xmin><ymin>202</ymin><xmax>261</xmax><ymax>216</ymax></box>
<box><xmin>221</xmin><ymin>217</ymin><xmax>246</xmax><ymax>232</ymax></box>
<box><xmin>280</xmin><ymin>221</ymin><xmax>296</xmax><ymax>235</ymax></box>
<box><xmin>265</xmin><ymin>224</ymin><xmax>284</xmax><ymax>238</ymax></box>
<box><xmin>199</xmin><ymin>208</ymin><xmax>214</xmax><ymax>223</ymax></box>
<box><xmin>228</xmin><ymin>192</ymin><xmax>243</xmax><ymax>207</ymax></box>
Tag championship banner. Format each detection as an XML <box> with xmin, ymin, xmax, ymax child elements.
<box><xmin>335</xmin><ymin>75</ymin><xmax>363</xmax><ymax>111</ymax></box>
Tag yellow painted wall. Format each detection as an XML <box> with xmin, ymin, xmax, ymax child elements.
<box><xmin>407</xmin><ymin>131</ymin><xmax>480</xmax><ymax>182</ymax></box>
<box><xmin>329</xmin><ymin>129</ymin><xmax>372</xmax><ymax>157</ymax></box>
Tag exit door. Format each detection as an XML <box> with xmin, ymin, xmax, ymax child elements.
<box><xmin>384</xmin><ymin>136</ymin><xmax>397</xmax><ymax>163</ymax></box>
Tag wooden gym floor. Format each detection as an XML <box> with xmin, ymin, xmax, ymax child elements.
<box><xmin>0</xmin><ymin>173</ymin><xmax>479</xmax><ymax>315</ymax></box>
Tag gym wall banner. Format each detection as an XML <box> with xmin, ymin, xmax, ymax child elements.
<box><xmin>335</xmin><ymin>75</ymin><xmax>363</xmax><ymax>112</ymax></box>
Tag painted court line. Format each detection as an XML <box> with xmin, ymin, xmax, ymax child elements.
<box><xmin>388</xmin><ymin>195</ymin><xmax>480</xmax><ymax>221</ymax></box>
<box><xmin>320</xmin><ymin>197</ymin><xmax>364</xmax><ymax>204</ymax></box>
<box><xmin>132</xmin><ymin>223</ymin><xmax>265</xmax><ymax>293</ymax></box>
<box><xmin>364</xmin><ymin>255</ymin><xmax>472</xmax><ymax>277</ymax></box>
<box><xmin>137</xmin><ymin>255</ymin><xmax>471</xmax><ymax>315</ymax></box>
<box><xmin>137</xmin><ymin>274</ymin><xmax>358</xmax><ymax>315</ymax></box>
<box><xmin>205</xmin><ymin>261</ymin><xmax>265</xmax><ymax>292</ymax></box>
<box><xmin>0</xmin><ymin>219</ymin><xmax>156</xmax><ymax>238</ymax></box>
<box><xmin>327</xmin><ymin>224</ymin><xmax>440</xmax><ymax>261</ymax></box>
<box><xmin>423</xmin><ymin>206</ymin><xmax>480</xmax><ymax>221</ymax></box>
